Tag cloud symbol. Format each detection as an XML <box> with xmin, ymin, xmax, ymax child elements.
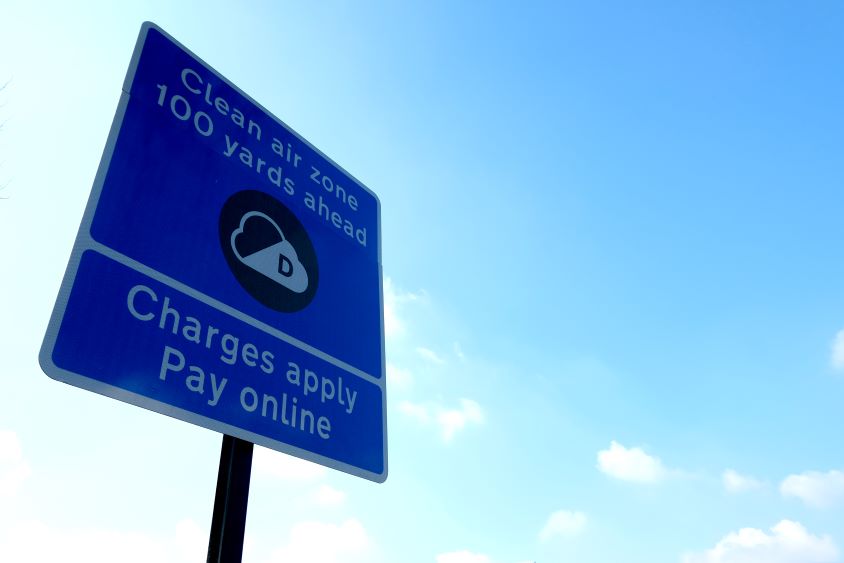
<box><xmin>231</xmin><ymin>211</ymin><xmax>309</xmax><ymax>293</ymax></box>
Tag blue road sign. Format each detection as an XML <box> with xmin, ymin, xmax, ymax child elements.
<box><xmin>40</xmin><ymin>22</ymin><xmax>387</xmax><ymax>482</ymax></box>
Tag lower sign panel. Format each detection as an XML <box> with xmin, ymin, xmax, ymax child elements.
<box><xmin>44</xmin><ymin>250</ymin><xmax>386</xmax><ymax>480</ymax></box>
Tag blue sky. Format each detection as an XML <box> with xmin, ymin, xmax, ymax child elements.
<box><xmin>3</xmin><ymin>1</ymin><xmax>844</xmax><ymax>562</ymax></box>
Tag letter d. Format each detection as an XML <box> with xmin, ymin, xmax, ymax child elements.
<box><xmin>268</xmin><ymin>165</ymin><xmax>283</xmax><ymax>187</ymax></box>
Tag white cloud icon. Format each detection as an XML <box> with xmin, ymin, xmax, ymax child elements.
<box><xmin>230</xmin><ymin>211</ymin><xmax>309</xmax><ymax>293</ymax></box>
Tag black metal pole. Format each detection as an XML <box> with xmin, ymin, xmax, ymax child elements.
<box><xmin>207</xmin><ymin>434</ymin><xmax>254</xmax><ymax>563</ymax></box>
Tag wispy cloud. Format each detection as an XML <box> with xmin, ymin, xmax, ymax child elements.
<box><xmin>398</xmin><ymin>399</ymin><xmax>484</xmax><ymax>443</ymax></box>
<box><xmin>0</xmin><ymin>429</ymin><xmax>30</xmax><ymax>497</ymax></box>
<box><xmin>386</xmin><ymin>362</ymin><xmax>413</xmax><ymax>389</ymax></box>
<box><xmin>0</xmin><ymin>517</ymin><xmax>207</xmax><ymax>563</ymax></box>
<box><xmin>313</xmin><ymin>484</ymin><xmax>347</xmax><ymax>507</ymax></box>
<box><xmin>382</xmin><ymin>277</ymin><xmax>403</xmax><ymax>339</ymax></box>
<box><xmin>267</xmin><ymin>519</ymin><xmax>371</xmax><ymax>563</ymax></box>
<box><xmin>397</xmin><ymin>401</ymin><xmax>432</xmax><ymax>423</ymax></box>
<box><xmin>436</xmin><ymin>550</ymin><xmax>491</xmax><ymax>563</ymax></box>
<box><xmin>416</xmin><ymin>346</ymin><xmax>445</xmax><ymax>365</ymax></box>
<box><xmin>781</xmin><ymin>469</ymin><xmax>844</xmax><ymax>508</ymax></box>
<box><xmin>681</xmin><ymin>520</ymin><xmax>838</xmax><ymax>563</ymax></box>
<box><xmin>723</xmin><ymin>469</ymin><xmax>765</xmax><ymax>493</ymax></box>
<box><xmin>831</xmin><ymin>330</ymin><xmax>844</xmax><ymax>370</ymax></box>
<box><xmin>383</xmin><ymin>277</ymin><xmax>425</xmax><ymax>341</ymax></box>
<box><xmin>596</xmin><ymin>441</ymin><xmax>666</xmax><ymax>484</ymax></box>
<box><xmin>252</xmin><ymin>446</ymin><xmax>326</xmax><ymax>481</ymax></box>
<box><xmin>539</xmin><ymin>510</ymin><xmax>587</xmax><ymax>542</ymax></box>
<box><xmin>438</xmin><ymin>400</ymin><xmax>484</xmax><ymax>442</ymax></box>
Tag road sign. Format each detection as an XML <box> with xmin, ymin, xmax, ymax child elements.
<box><xmin>40</xmin><ymin>22</ymin><xmax>387</xmax><ymax>482</ymax></box>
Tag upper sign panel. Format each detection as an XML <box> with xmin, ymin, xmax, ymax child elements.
<box><xmin>40</xmin><ymin>23</ymin><xmax>386</xmax><ymax>482</ymax></box>
<box><xmin>96</xmin><ymin>24</ymin><xmax>383</xmax><ymax>379</ymax></box>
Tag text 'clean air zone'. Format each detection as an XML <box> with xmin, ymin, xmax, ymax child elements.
<box><xmin>155</xmin><ymin>68</ymin><xmax>369</xmax><ymax>248</ymax></box>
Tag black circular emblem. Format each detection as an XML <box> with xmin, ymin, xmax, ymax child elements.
<box><xmin>219</xmin><ymin>190</ymin><xmax>318</xmax><ymax>312</ymax></box>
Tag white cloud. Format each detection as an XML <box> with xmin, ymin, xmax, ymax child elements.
<box><xmin>417</xmin><ymin>346</ymin><xmax>446</xmax><ymax>364</ymax></box>
<box><xmin>454</xmin><ymin>342</ymin><xmax>466</xmax><ymax>362</ymax></box>
<box><xmin>267</xmin><ymin>519</ymin><xmax>371</xmax><ymax>563</ymax></box>
<box><xmin>436</xmin><ymin>550</ymin><xmax>491</xmax><ymax>563</ymax></box>
<box><xmin>539</xmin><ymin>510</ymin><xmax>587</xmax><ymax>542</ymax></box>
<box><xmin>0</xmin><ymin>432</ymin><xmax>204</xmax><ymax>562</ymax></box>
<box><xmin>314</xmin><ymin>484</ymin><xmax>347</xmax><ymax>507</ymax></box>
<box><xmin>0</xmin><ymin>431</ymin><xmax>24</xmax><ymax>463</ymax></box>
<box><xmin>781</xmin><ymin>469</ymin><xmax>844</xmax><ymax>508</ymax></box>
<box><xmin>252</xmin><ymin>446</ymin><xmax>326</xmax><ymax>481</ymax></box>
<box><xmin>0</xmin><ymin>518</ymin><xmax>206</xmax><ymax>563</ymax></box>
<box><xmin>383</xmin><ymin>277</ymin><xmax>425</xmax><ymax>340</ymax></box>
<box><xmin>723</xmin><ymin>469</ymin><xmax>765</xmax><ymax>493</ymax></box>
<box><xmin>398</xmin><ymin>400</ymin><xmax>433</xmax><ymax>423</ymax></box>
<box><xmin>596</xmin><ymin>441</ymin><xmax>666</xmax><ymax>483</ymax></box>
<box><xmin>0</xmin><ymin>429</ymin><xmax>30</xmax><ymax>497</ymax></box>
<box><xmin>383</xmin><ymin>277</ymin><xmax>404</xmax><ymax>339</ymax></box>
<box><xmin>173</xmin><ymin>519</ymin><xmax>206</xmax><ymax>563</ymax></box>
<box><xmin>831</xmin><ymin>330</ymin><xmax>844</xmax><ymax>370</ymax></box>
<box><xmin>386</xmin><ymin>362</ymin><xmax>414</xmax><ymax>388</ymax></box>
<box><xmin>398</xmin><ymin>399</ymin><xmax>484</xmax><ymax>443</ymax></box>
<box><xmin>438</xmin><ymin>400</ymin><xmax>484</xmax><ymax>442</ymax></box>
<box><xmin>681</xmin><ymin>520</ymin><xmax>838</xmax><ymax>563</ymax></box>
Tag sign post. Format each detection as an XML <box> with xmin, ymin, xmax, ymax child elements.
<box><xmin>40</xmin><ymin>22</ymin><xmax>387</xmax><ymax>560</ymax></box>
<box><xmin>207</xmin><ymin>435</ymin><xmax>253</xmax><ymax>563</ymax></box>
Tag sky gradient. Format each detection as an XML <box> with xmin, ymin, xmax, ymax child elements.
<box><xmin>3</xmin><ymin>2</ymin><xmax>844</xmax><ymax>562</ymax></box>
